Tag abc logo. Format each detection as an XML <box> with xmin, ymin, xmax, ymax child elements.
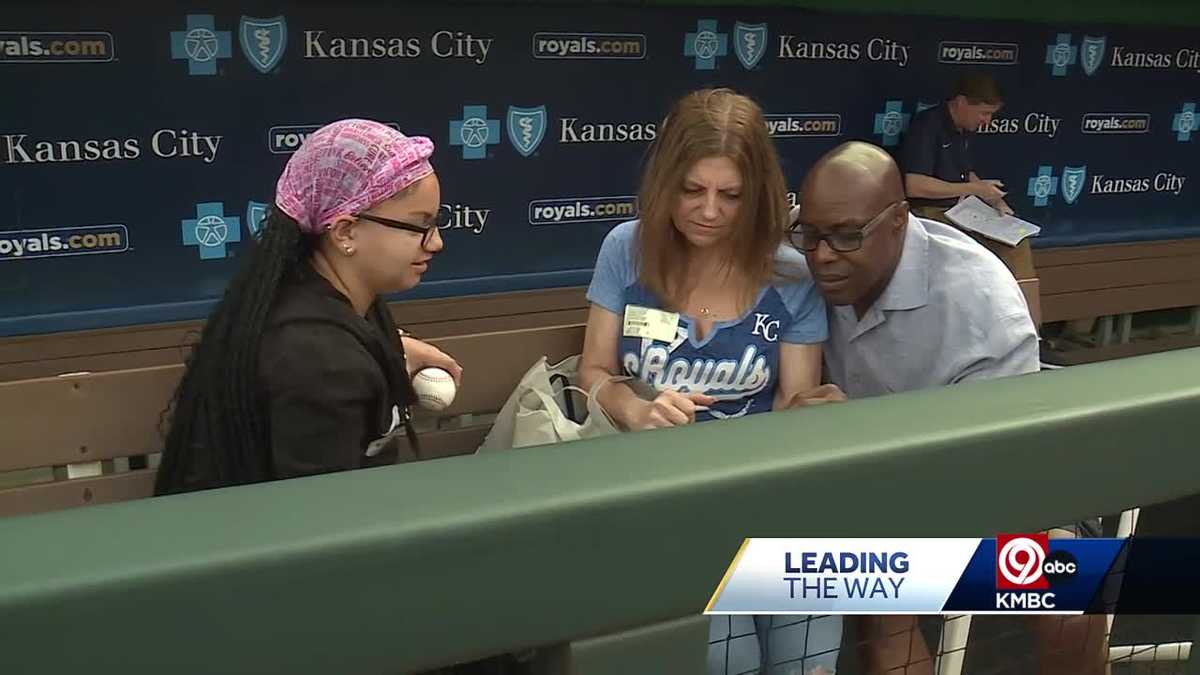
<box><xmin>996</xmin><ymin>534</ymin><xmax>1079</xmax><ymax>589</ymax></box>
<box><xmin>1044</xmin><ymin>550</ymin><xmax>1079</xmax><ymax>584</ymax></box>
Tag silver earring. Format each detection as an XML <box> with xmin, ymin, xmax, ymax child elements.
<box><xmin>343</xmin><ymin>245</ymin><xmax>355</xmax><ymax>256</ymax></box>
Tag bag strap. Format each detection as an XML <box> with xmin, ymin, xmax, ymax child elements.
<box><xmin>542</xmin><ymin>374</ymin><xmax>633</xmax><ymax>427</ymax></box>
<box><xmin>583</xmin><ymin>374</ymin><xmax>633</xmax><ymax>429</ymax></box>
<box><xmin>548</xmin><ymin>373</ymin><xmax>578</xmax><ymax>422</ymax></box>
<box><xmin>525</xmin><ymin>388</ymin><xmax>588</xmax><ymax>440</ymax></box>
<box><xmin>589</xmin><ymin>373</ymin><xmax>633</xmax><ymax>400</ymax></box>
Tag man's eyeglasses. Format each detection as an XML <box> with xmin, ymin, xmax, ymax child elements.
<box><xmin>788</xmin><ymin>202</ymin><xmax>898</xmax><ymax>253</ymax></box>
<box><xmin>354</xmin><ymin>205</ymin><xmax>451</xmax><ymax>249</ymax></box>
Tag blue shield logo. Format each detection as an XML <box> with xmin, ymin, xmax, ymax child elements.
<box><xmin>182</xmin><ymin>202</ymin><xmax>241</xmax><ymax>260</ymax></box>
<box><xmin>450</xmin><ymin>105</ymin><xmax>500</xmax><ymax>160</ymax></box>
<box><xmin>239</xmin><ymin>16</ymin><xmax>287</xmax><ymax>74</ymax></box>
<box><xmin>1033</xmin><ymin>176</ymin><xmax>1053</xmax><ymax>199</ymax></box>
<box><xmin>1026</xmin><ymin>165</ymin><xmax>1059</xmax><ymax>207</ymax></box>
<box><xmin>1081</xmin><ymin>35</ymin><xmax>1106</xmax><ymax>76</ymax></box>
<box><xmin>1061</xmin><ymin>166</ymin><xmax>1088</xmax><ymax>205</ymax></box>
<box><xmin>1051</xmin><ymin>43</ymin><xmax>1072</xmax><ymax>68</ymax></box>
<box><xmin>873</xmin><ymin>100</ymin><xmax>910</xmax><ymax>147</ymax></box>
<box><xmin>1172</xmin><ymin>103</ymin><xmax>1196</xmax><ymax>142</ymax></box>
<box><xmin>246</xmin><ymin>201</ymin><xmax>269</xmax><ymax>237</ymax></box>
<box><xmin>684</xmin><ymin>19</ymin><xmax>728</xmax><ymax>70</ymax></box>
<box><xmin>733</xmin><ymin>22</ymin><xmax>767</xmax><ymax>70</ymax></box>
<box><xmin>1044</xmin><ymin>33</ymin><xmax>1077</xmax><ymax>76</ymax></box>
<box><xmin>170</xmin><ymin>15</ymin><xmax>232</xmax><ymax>76</ymax></box>
<box><xmin>507</xmin><ymin>106</ymin><xmax>547</xmax><ymax>157</ymax></box>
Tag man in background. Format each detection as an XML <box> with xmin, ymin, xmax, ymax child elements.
<box><xmin>900</xmin><ymin>72</ymin><xmax>1033</xmax><ymax>282</ymax></box>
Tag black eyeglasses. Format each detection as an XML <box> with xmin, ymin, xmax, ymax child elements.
<box><xmin>788</xmin><ymin>202</ymin><xmax>898</xmax><ymax>253</ymax></box>
<box><xmin>353</xmin><ymin>205</ymin><xmax>451</xmax><ymax>249</ymax></box>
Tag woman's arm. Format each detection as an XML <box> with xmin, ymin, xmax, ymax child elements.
<box><xmin>577</xmin><ymin>305</ymin><xmax>713</xmax><ymax>430</ymax></box>
<box><xmin>399</xmin><ymin>334</ymin><xmax>463</xmax><ymax>384</ymax></box>
<box><xmin>577</xmin><ymin>305</ymin><xmax>651</xmax><ymax>429</ymax></box>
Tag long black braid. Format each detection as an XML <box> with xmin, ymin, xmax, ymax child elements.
<box><xmin>155</xmin><ymin>207</ymin><xmax>314</xmax><ymax>495</ymax></box>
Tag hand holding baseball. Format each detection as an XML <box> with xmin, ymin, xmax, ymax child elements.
<box><xmin>412</xmin><ymin>367</ymin><xmax>457</xmax><ymax>411</ymax></box>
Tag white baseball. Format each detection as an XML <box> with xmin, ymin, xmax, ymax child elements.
<box><xmin>412</xmin><ymin>367</ymin><xmax>457</xmax><ymax>412</ymax></box>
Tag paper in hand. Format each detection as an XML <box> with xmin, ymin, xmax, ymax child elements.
<box><xmin>945</xmin><ymin>196</ymin><xmax>1042</xmax><ymax>247</ymax></box>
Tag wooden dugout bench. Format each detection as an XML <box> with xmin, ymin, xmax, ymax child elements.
<box><xmin>1035</xmin><ymin>239</ymin><xmax>1200</xmax><ymax>364</ymax></box>
<box><xmin>0</xmin><ymin>287</ymin><xmax>590</xmax><ymax>518</ymax></box>
<box><xmin>4</xmin><ymin>237</ymin><xmax>1200</xmax><ymax>517</ymax></box>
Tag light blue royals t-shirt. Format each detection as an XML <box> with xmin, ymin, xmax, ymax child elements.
<box><xmin>586</xmin><ymin>220</ymin><xmax>828</xmax><ymax>422</ymax></box>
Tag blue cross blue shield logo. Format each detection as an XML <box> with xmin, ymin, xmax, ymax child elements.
<box><xmin>1061</xmin><ymin>166</ymin><xmax>1088</xmax><ymax>205</ymax></box>
<box><xmin>450</xmin><ymin>105</ymin><xmax>500</xmax><ymax>160</ymax></box>
<box><xmin>507</xmin><ymin>106</ymin><xmax>547</xmax><ymax>157</ymax></box>
<box><xmin>873</xmin><ymin>100</ymin><xmax>911</xmax><ymax>147</ymax></box>
<box><xmin>182</xmin><ymin>202</ymin><xmax>241</xmax><ymax>260</ymax></box>
<box><xmin>1026</xmin><ymin>166</ymin><xmax>1059</xmax><ymax>207</ymax></box>
<box><xmin>684</xmin><ymin>20</ymin><xmax>728</xmax><ymax>70</ymax></box>
<box><xmin>239</xmin><ymin>16</ymin><xmax>287</xmax><ymax>74</ymax></box>
<box><xmin>170</xmin><ymin>15</ymin><xmax>232</xmax><ymax>76</ymax></box>
<box><xmin>733</xmin><ymin>22</ymin><xmax>767</xmax><ymax>70</ymax></box>
<box><xmin>246</xmin><ymin>201</ymin><xmax>269</xmax><ymax>238</ymax></box>
<box><xmin>1174</xmin><ymin>103</ymin><xmax>1196</xmax><ymax>142</ymax></box>
<box><xmin>1080</xmin><ymin>36</ymin><xmax>1106</xmax><ymax>76</ymax></box>
<box><xmin>1044</xmin><ymin>33</ymin><xmax>1077</xmax><ymax>77</ymax></box>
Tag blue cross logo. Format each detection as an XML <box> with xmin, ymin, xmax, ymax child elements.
<box><xmin>1044</xmin><ymin>33</ymin><xmax>1077</xmax><ymax>77</ymax></box>
<box><xmin>1173</xmin><ymin>103</ymin><xmax>1196</xmax><ymax>142</ymax></box>
<box><xmin>873</xmin><ymin>100</ymin><xmax>910</xmax><ymax>147</ymax></box>
<box><xmin>449</xmin><ymin>105</ymin><xmax>500</xmax><ymax>160</ymax></box>
<box><xmin>684</xmin><ymin>20</ymin><xmax>728</xmax><ymax>70</ymax></box>
<box><xmin>1026</xmin><ymin>165</ymin><xmax>1059</xmax><ymax>207</ymax></box>
<box><xmin>182</xmin><ymin>202</ymin><xmax>241</xmax><ymax>260</ymax></box>
<box><xmin>171</xmin><ymin>15</ymin><xmax>232</xmax><ymax>75</ymax></box>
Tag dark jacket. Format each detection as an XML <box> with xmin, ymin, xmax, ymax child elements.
<box><xmin>258</xmin><ymin>264</ymin><xmax>419</xmax><ymax>478</ymax></box>
<box><xmin>162</xmin><ymin>263</ymin><xmax>418</xmax><ymax>493</ymax></box>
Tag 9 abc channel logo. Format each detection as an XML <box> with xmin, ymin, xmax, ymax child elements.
<box><xmin>994</xmin><ymin>534</ymin><xmax>1078</xmax><ymax>609</ymax></box>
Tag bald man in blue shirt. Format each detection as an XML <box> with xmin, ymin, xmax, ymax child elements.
<box><xmin>789</xmin><ymin>141</ymin><xmax>1107</xmax><ymax>675</ymax></box>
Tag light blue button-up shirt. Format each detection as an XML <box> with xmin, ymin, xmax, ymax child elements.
<box><xmin>824</xmin><ymin>215</ymin><xmax>1040</xmax><ymax>398</ymax></box>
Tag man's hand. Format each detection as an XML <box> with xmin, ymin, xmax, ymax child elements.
<box><xmin>996</xmin><ymin>199</ymin><xmax>1015</xmax><ymax>216</ymax></box>
<box><xmin>783</xmin><ymin>384</ymin><xmax>847</xmax><ymax>408</ymax></box>
<box><xmin>400</xmin><ymin>335</ymin><xmax>463</xmax><ymax>385</ymax></box>
<box><xmin>970</xmin><ymin>178</ymin><xmax>1007</xmax><ymax>205</ymax></box>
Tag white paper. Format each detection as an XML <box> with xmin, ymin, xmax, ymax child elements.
<box><xmin>944</xmin><ymin>196</ymin><xmax>1042</xmax><ymax>247</ymax></box>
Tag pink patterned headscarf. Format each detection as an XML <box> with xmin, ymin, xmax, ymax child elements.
<box><xmin>275</xmin><ymin>119</ymin><xmax>435</xmax><ymax>235</ymax></box>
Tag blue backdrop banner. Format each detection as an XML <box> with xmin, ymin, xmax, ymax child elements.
<box><xmin>3</xmin><ymin>2</ymin><xmax>1198</xmax><ymax>335</ymax></box>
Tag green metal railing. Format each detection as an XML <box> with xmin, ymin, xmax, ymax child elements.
<box><xmin>1</xmin><ymin>348</ymin><xmax>1198</xmax><ymax>674</ymax></box>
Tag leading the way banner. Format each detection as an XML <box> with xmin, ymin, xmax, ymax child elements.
<box><xmin>706</xmin><ymin>536</ymin><xmax>1200</xmax><ymax>615</ymax></box>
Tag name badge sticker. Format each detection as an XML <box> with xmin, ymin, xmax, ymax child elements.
<box><xmin>623</xmin><ymin>305</ymin><xmax>680</xmax><ymax>342</ymax></box>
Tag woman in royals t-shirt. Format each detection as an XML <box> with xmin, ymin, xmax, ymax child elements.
<box><xmin>578</xmin><ymin>89</ymin><xmax>840</xmax><ymax>675</ymax></box>
<box><xmin>579</xmin><ymin>88</ymin><xmax>829</xmax><ymax>427</ymax></box>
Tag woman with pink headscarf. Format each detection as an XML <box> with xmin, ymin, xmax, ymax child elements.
<box><xmin>155</xmin><ymin>119</ymin><xmax>460</xmax><ymax>495</ymax></box>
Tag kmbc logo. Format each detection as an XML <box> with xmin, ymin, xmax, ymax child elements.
<box><xmin>996</xmin><ymin>534</ymin><xmax>1050</xmax><ymax>589</ymax></box>
<box><xmin>996</xmin><ymin>534</ymin><xmax>1079</xmax><ymax>591</ymax></box>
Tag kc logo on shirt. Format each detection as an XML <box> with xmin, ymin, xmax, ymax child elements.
<box><xmin>752</xmin><ymin>313</ymin><xmax>780</xmax><ymax>342</ymax></box>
